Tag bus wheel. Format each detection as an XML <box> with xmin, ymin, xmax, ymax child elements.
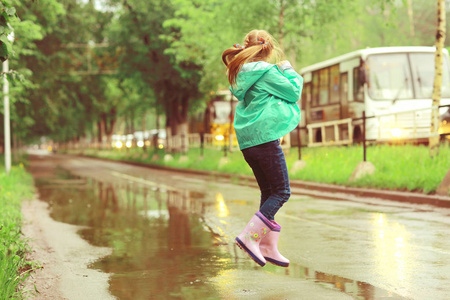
<box><xmin>353</xmin><ymin>126</ymin><xmax>362</xmax><ymax>143</ymax></box>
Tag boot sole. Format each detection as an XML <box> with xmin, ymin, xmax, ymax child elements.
<box><xmin>235</xmin><ymin>237</ymin><xmax>266</xmax><ymax>267</ymax></box>
<box><xmin>265</xmin><ymin>257</ymin><xmax>289</xmax><ymax>267</ymax></box>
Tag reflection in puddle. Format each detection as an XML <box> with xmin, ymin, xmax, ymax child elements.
<box><xmin>34</xmin><ymin>168</ymin><xmax>404</xmax><ymax>300</ymax></box>
<box><xmin>36</xmin><ymin>171</ymin><xmax>231</xmax><ymax>299</ymax></box>
<box><xmin>371</xmin><ymin>213</ymin><xmax>412</xmax><ymax>298</ymax></box>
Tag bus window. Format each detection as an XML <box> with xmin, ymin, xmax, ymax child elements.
<box><xmin>366</xmin><ymin>54</ymin><xmax>414</xmax><ymax>100</ymax></box>
<box><xmin>319</xmin><ymin>68</ymin><xmax>329</xmax><ymax>105</ymax></box>
<box><xmin>409</xmin><ymin>53</ymin><xmax>450</xmax><ymax>99</ymax></box>
<box><xmin>213</xmin><ymin>101</ymin><xmax>232</xmax><ymax>124</ymax></box>
<box><xmin>330</xmin><ymin>65</ymin><xmax>340</xmax><ymax>103</ymax></box>
<box><xmin>353</xmin><ymin>68</ymin><xmax>364</xmax><ymax>102</ymax></box>
<box><xmin>312</xmin><ymin>71</ymin><xmax>319</xmax><ymax>106</ymax></box>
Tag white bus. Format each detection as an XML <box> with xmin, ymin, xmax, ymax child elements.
<box><xmin>299</xmin><ymin>46</ymin><xmax>450</xmax><ymax>145</ymax></box>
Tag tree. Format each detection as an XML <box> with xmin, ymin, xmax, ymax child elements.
<box><xmin>430</xmin><ymin>0</ymin><xmax>446</xmax><ymax>157</ymax></box>
<box><xmin>5</xmin><ymin>0</ymin><xmax>448</xmax><ymax>149</ymax></box>
<box><xmin>0</xmin><ymin>0</ymin><xmax>54</xmax><ymax>152</ymax></box>
<box><xmin>11</xmin><ymin>0</ymin><xmax>118</xmax><ymax>146</ymax></box>
<box><xmin>106</xmin><ymin>0</ymin><xmax>203</xmax><ymax>153</ymax></box>
<box><xmin>0</xmin><ymin>1</ymin><xmax>17</xmax><ymax>63</ymax></box>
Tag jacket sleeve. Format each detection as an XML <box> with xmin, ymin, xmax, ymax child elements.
<box><xmin>262</xmin><ymin>62</ymin><xmax>303</xmax><ymax>103</ymax></box>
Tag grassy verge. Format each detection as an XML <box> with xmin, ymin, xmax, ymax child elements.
<box><xmin>64</xmin><ymin>142</ymin><xmax>450</xmax><ymax>194</ymax></box>
<box><xmin>0</xmin><ymin>161</ymin><xmax>37</xmax><ymax>299</ymax></box>
<box><xmin>285</xmin><ymin>143</ymin><xmax>450</xmax><ymax>194</ymax></box>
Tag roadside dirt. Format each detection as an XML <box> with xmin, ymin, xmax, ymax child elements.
<box><xmin>21</xmin><ymin>196</ymin><xmax>115</xmax><ymax>300</ymax></box>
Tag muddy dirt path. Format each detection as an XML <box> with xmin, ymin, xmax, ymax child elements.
<box><xmin>22</xmin><ymin>154</ymin><xmax>115</xmax><ymax>300</ymax></box>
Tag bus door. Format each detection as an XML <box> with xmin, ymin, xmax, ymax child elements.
<box><xmin>302</xmin><ymin>83</ymin><xmax>311</xmax><ymax>126</ymax></box>
<box><xmin>297</xmin><ymin>82</ymin><xmax>310</xmax><ymax>146</ymax></box>
<box><xmin>340</xmin><ymin>72</ymin><xmax>349</xmax><ymax>119</ymax></box>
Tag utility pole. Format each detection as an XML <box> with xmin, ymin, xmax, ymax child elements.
<box><xmin>2</xmin><ymin>31</ymin><xmax>14</xmax><ymax>175</ymax></box>
<box><xmin>3</xmin><ymin>59</ymin><xmax>11</xmax><ymax>175</ymax></box>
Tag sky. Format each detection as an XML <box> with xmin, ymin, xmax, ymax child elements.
<box><xmin>78</xmin><ymin>0</ymin><xmax>116</xmax><ymax>12</ymax></box>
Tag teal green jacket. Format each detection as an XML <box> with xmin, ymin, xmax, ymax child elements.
<box><xmin>230</xmin><ymin>61</ymin><xmax>303</xmax><ymax>150</ymax></box>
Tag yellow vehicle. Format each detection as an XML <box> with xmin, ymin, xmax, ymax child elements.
<box><xmin>208</xmin><ymin>97</ymin><xmax>238</xmax><ymax>147</ymax></box>
<box><xmin>211</xmin><ymin>122</ymin><xmax>238</xmax><ymax>147</ymax></box>
<box><xmin>440</xmin><ymin>109</ymin><xmax>450</xmax><ymax>141</ymax></box>
<box><xmin>189</xmin><ymin>91</ymin><xmax>239</xmax><ymax>148</ymax></box>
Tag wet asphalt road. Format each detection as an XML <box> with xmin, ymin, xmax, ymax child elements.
<box><xmin>28</xmin><ymin>153</ymin><xmax>450</xmax><ymax>300</ymax></box>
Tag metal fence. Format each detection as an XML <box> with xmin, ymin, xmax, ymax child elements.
<box><xmin>299</xmin><ymin>104</ymin><xmax>450</xmax><ymax>161</ymax></box>
<box><xmin>188</xmin><ymin>133</ymin><xmax>239</xmax><ymax>156</ymax></box>
<box><xmin>68</xmin><ymin>105</ymin><xmax>449</xmax><ymax>161</ymax></box>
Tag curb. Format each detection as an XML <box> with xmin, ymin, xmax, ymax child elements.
<box><xmin>73</xmin><ymin>154</ymin><xmax>450</xmax><ymax>208</ymax></box>
<box><xmin>288</xmin><ymin>180</ymin><xmax>450</xmax><ymax>207</ymax></box>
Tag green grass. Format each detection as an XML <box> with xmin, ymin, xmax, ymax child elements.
<box><xmin>352</xmin><ymin>144</ymin><xmax>450</xmax><ymax>193</ymax></box>
<box><xmin>286</xmin><ymin>146</ymin><xmax>361</xmax><ymax>184</ymax></box>
<box><xmin>285</xmin><ymin>143</ymin><xmax>450</xmax><ymax>193</ymax></box>
<box><xmin>65</xmin><ymin>142</ymin><xmax>450</xmax><ymax>194</ymax></box>
<box><xmin>77</xmin><ymin>147</ymin><xmax>255</xmax><ymax>176</ymax></box>
<box><xmin>0</xmin><ymin>161</ymin><xmax>38</xmax><ymax>299</ymax></box>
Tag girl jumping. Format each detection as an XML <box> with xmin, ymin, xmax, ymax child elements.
<box><xmin>222</xmin><ymin>29</ymin><xmax>303</xmax><ymax>267</ymax></box>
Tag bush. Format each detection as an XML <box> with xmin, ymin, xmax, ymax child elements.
<box><xmin>0</xmin><ymin>164</ymin><xmax>36</xmax><ymax>299</ymax></box>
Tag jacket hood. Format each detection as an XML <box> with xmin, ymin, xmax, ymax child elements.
<box><xmin>230</xmin><ymin>61</ymin><xmax>274</xmax><ymax>101</ymax></box>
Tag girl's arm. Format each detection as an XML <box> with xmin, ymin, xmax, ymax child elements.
<box><xmin>262</xmin><ymin>61</ymin><xmax>303</xmax><ymax>103</ymax></box>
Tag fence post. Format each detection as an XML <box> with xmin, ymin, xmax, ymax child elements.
<box><xmin>363</xmin><ymin>111</ymin><xmax>366</xmax><ymax>162</ymax></box>
<box><xmin>200</xmin><ymin>132</ymin><xmax>204</xmax><ymax>157</ymax></box>
<box><xmin>223</xmin><ymin>133</ymin><xmax>228</xmax><ymax>157</ymax></box>
<box><xmin>297</xmin><ymin>125</ymin><xmax>302</xmax><ymax>160</ymax></box>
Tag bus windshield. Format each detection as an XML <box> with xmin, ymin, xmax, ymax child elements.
<box><xmin>367</xmin><ymin>53</ymin><xmax>450</xmax><ymax>100</ymax></box>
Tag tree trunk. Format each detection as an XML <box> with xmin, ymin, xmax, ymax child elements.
<box><xmin>430</xmin><ymin>0</ymin><xmax>446</xmax><ymax>157</ymax></box>
<box><xmin>179</xmin><ymin>96</ymin><xmax>189</xmax><ymax>153</ymax></box>
<box><xmin>166</xmin><ymin>126</ymin><xmax>173</xmax><ymax>153</ymax></box>
<box><xmin>178</xmin><ymin>122</ymin><xmax>189</xmax><ymax>154</ymax></box>
<box><xmin>164</xmin><ymin>95</ymin><xmax>190</xmax><ymax>153</ymax></box>
<box><xmin>130</xmin><ymin>110</ymin><xmax>135</xmax><ymax>134</ymax></box>
<box><xmin>406</xmin><ymin>0</ymin><xmax>415</xmax><ymax>39</ymax></box>
<box><xmin>103</xmin><ymin>108</ymin><xmax>116</xmax><ymax>149</ymax></box>
<box><xmin>97</xmin><ymin>120</ymin><xmax>104</xmax><ymax>149</ymax></box>
<box><xmin>154</xmin><ymin>108</ymin><xmax>161</xmax><ymax>151</ymax></box>
<box><xmin>142</xmin><ymin>110</ymin><xmax>147</xmax><ymax>150</ymax></box>
<box><xmin>204</xmin><ymin>101</ymin><xmax>212</xmax><ymax>136</ymax></box>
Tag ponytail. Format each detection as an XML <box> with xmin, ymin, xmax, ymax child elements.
<box><xmin>222</xmin><ymin>30</ymin><xmax>281</xmax><ymax>87</ymax></box>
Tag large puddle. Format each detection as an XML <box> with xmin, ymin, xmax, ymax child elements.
<box><xmin>33</xmin><ymin>165</ymin><xmax>405</xmax><ymax>299</ymax></box>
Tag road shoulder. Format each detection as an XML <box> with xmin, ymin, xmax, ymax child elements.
<box><xmin>22</xmin><ymin>196</ymin><xmax>115</xmax><ymax>300</ymax></box>
<box><xmin>77</xmin><ymin>154</ymin><xmax>450</xmax><ymax>208</ymax></box>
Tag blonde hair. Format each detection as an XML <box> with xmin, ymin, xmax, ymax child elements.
<box><xmin>222</xmin><ymin>30</ymin><xmax>283</xmax><ymax>86</ymax></box>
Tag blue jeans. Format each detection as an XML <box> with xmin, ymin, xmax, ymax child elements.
<box><xmin>241</xmin><ymin>139</ymin><xmax>291</xmax><ymax>220</ymax></box>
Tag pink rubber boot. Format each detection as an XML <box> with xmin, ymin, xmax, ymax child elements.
<box><xmin>235</xmin><ymin>211</ymin><xmax>275</xmax><ymax>267</ymax></box>
<box><xmin>259</xmin><ymin>220</ymin><xmax>290</xmax><ymax>267</ymax></box>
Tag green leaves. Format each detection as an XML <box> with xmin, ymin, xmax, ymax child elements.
<box><xmin>4</xmin><ymin>69</ymin><xmax>24</xmax><ymax>82</ymax></box>
<box><xmin>0</xmin><ymin>34</ymin><xmax>13</xmax><ymax>61</ymax></box>
<box><xmin>0</xmin><ymin>0</ymin><xmax>444</xmax><ymax>146</ymax></box>
<box><xmin>5</xmin><ymin>7</ymin><xmax>16</xmax><ymax>16</ymax></box>
<box><xmin>0</xmin><ymin>1</ymin><xmax>18</xmax><ymax>62</ymax></box>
